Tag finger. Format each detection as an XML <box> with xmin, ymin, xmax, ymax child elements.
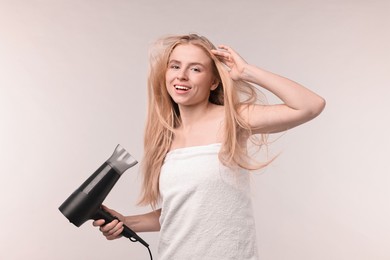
<box><xmin>217</xmin><ymin>45</ymin><xmax>242</xmax><ymax>60</ymax></box>
<box><xmin>107</xmin><ymin>221</ymin><xmax>124</xmax><ymax>236</ymax></box>
<box><xmin>211</xmin><ymin>49</ymin><xmax>231</xmax><ymax>61</ymax></box>
<box><xmin>105</xmin><ymin>225</ymin><xmax>124</xmax><ymax>240</ymax></box>
<box><xmin>99</xmin><ymin>219</ymin><xmax>119</xmax><ymax>232</ymax></box>
<box><xmin>109</xmin><ymin>225</ymin><xmax>124</xmax><ymax>237</ymax></box>
<box><xmin>112</xmin><ymin>226</ymin><xmax>124</xmax><ymax>238</ymax></box>
<box><xmin>106</xmin><ymin>230</ymin><xmax>123</xmax><ymax>240</ymax></box>
<box><xmin>217</xmin><ymin>44</ymin><xmax>232</xmax><ymax>52</ymax></box>
<box><xmin>93</xmin><ymin>219</ymin><xmax>105</xmax><ymax>227</ymax></box>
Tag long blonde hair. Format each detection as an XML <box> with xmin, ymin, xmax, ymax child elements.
<box><xmin>138</xmin><ymin>34</ymin><xmax>268</xmax><ymax>208</ymax></box>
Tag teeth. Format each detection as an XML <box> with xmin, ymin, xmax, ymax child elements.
<box><xmin>175</xmin><ymin>85</ymin><xmax>190</xmax><ymax>90</ymax></box>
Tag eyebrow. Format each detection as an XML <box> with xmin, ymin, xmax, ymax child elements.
<box><xmin>168</xmin><ymin>59</ymin><xmax>206</xmax><ymax>67</ymax></box>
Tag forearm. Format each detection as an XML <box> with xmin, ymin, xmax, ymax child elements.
<box><xmin>124</xmin><ymin>209</ymin><xmax>161</xmax><ymax>233</ymax></box>
<box><xmin>241</xmin><ymin>64</ymin><xmax>325</xmax><ymax>114</ymax></box>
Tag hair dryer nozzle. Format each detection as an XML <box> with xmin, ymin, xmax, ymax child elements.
<box><xmin>106</xmin><ymin>144</ymin><xmax>138</xmax><ymax>174</ymax></box>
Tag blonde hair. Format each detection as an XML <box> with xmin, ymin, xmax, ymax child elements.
<box><xmin>138</xmin><ymin>34</ymin><xmax>269</xmax><ymax>208</ymax></box>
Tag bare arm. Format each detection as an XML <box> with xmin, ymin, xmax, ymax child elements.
<box><xmin>92</xmin><ymin>206</ymin><xmax>161</xmax><ymax>240</ymax></box>
<box><xmin>212</xmin><ymin>45</ymin><xmax>326</xmax><ymax>134</ymax></box>
<box><xmin>124</xmin><ymin>209</ymin><xmax>161</xmax><ymax>233</ymax></box>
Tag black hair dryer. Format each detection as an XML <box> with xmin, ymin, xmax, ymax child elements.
<box><xmin>58</xmin><ymin>144</ymin><xmax>149</xmax><ymax>248</ymax></box>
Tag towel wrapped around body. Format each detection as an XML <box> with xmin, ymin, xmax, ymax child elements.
<box><xmin>158</xmin><ymin>143</ymin><xmax>259</xmax><ymax>260</ymax></box>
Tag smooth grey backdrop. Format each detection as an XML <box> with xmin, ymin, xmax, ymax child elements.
<box><xmin>1</xmin><ymin>0</ymin><xmax>389</xmax><ymax>259</ymax></box>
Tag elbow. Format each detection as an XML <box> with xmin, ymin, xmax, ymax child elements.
<box><xmin>317</xmin><ymin>97</ymin><xmax>326</xmax><ymax>115</ymax></box>
<box><xmin>309</xmin><ymin>97</ymin><xmax>326</xmax><ymax>119</ymax></box>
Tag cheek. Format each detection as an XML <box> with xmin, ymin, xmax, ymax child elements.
<box><xmin>165</xmin><ymin>75</ymin><xmax>173</xmax><ymax>95</ymax></box>
<box><xmin>164</xmin><ymin>72</ymin><xmax>171</xmax><ymax>87</ymax></box>
<box><xmin>165</xmin><ymin>69</ymin><xmax>175</xmax><ymax>80</ymax></box>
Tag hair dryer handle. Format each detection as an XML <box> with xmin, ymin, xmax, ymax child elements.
<box><xmin>94</xmin><ymin>206</ymin><xmax>149</xmax><ymax>248</ymax></box>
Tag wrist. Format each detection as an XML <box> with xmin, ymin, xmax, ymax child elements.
<box><xmin>240</xmin><ymin>64</ymin><xmax>261</xmax><ymax>82</ymax></box>
<box><xmin>240</xmin><ymin>64</ymin><xmax>270</xmax><ymax>86</ymax></box>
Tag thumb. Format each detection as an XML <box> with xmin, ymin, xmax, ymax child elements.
<box><xmin>101</xmin><ymin>205</ymin><xmax>124</xmax><ymax>221</ymax></box>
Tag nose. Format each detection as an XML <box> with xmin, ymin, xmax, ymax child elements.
<box><xmin>177</xmin><ymin>69</ymin><xmax>188</xmax><ymax>80</ymax></box>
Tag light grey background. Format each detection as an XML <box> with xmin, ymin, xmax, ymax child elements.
<box><xmin>1</xmin><ymin>0</ymin><xmax>389</xmax><ymax>259</ymax></box>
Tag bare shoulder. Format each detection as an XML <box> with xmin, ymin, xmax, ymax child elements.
<box><xmin>206</xmin><ymin>104</ymin><xmax>225</xmax><ymax>142</ymax></box>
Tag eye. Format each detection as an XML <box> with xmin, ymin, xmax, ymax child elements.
<box><xmin>170</xmin><ymin>64</ymin><xmax>180</xmax><ymax>69</ymax></box>
<box><xmin>191</xmin><ymin>67</ymin><xmax>201</xmax><ymax>72</ymax></box>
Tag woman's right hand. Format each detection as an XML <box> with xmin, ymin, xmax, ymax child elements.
<box><xmin>211</xmin><ymin>45</ymin><xmax>248</xmax><ymax>81</ymax></box>
<box><xmin>92</xmin><ymin>205</ymin><xmax>125</xmax><ymax>240</ymax></box>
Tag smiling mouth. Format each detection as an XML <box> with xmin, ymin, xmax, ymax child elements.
<box><xmin>175</xmin><ymin>85</ymin><xmax>191</xmax><ymax>91</ymax></box>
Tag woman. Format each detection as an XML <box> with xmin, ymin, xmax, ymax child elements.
<box><xmin>93</xmin><ymin>34</ymin><xmax>325</xmax><ymax>259</ymax></box>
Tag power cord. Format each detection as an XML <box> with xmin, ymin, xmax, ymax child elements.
<box><xmin>128</xmin><ymin>237</ymin><xmax>153</xmax><ymax>260</ymax></box>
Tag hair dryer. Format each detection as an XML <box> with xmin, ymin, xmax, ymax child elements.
<box><xmin>58</xmin><ymin>144</ymin><xmax>149</xmax><ymax>249</ymax></box>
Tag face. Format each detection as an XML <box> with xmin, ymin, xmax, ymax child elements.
<box><xmin>165</xmin><ymin>44</ymin><xmax>218</xmax><ymax>108</ymax></box>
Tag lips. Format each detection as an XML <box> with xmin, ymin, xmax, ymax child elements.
<box><xmin>174</xmin><ymin>85</ymin><xmax>191</xmax><ymax>91</ymax></box>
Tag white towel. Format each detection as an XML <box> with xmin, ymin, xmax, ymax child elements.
<box><xmin>158</xmin><ymin>143</ymin><xmax>258</xmax><ymax>260</ymax></box>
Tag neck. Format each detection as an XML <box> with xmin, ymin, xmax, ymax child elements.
<box><xmin>178</xmin><ymin>102</ymin><xmax>214</xmax><ymax>129</ymax></box>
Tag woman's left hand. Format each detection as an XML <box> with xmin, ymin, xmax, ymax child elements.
<box><xmin>211</xmin><ymin>45</ymin><xmax>248</xmax><ymax>81</ymax></box>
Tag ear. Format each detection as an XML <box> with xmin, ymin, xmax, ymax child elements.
<box><xmin>210</xmin><ymin>78</ymin><xmax>220</xmax><ymax>91</ymax></box>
